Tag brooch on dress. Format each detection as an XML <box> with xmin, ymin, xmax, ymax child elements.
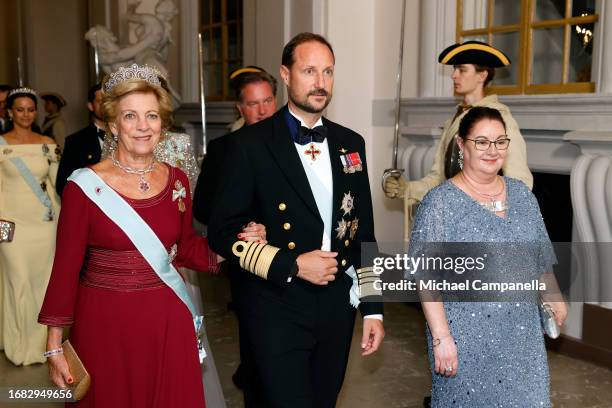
<box><xmin>172</xmin><ymin>180</ymin><xmax>187</xmax><ymax>212</ymax></box>
<box><xmin>168</xmin><ymin>243</ymin><xmax>178</xmax><ymax>263</ymax></box>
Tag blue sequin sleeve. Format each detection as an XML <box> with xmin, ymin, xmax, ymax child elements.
<box><xmin>406</xmin><ymin>187</ymin><xmax>446</xmax><ymax>281</ymax></box>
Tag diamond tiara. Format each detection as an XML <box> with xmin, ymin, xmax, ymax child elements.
<box><xmin>8</xmin><ymin>87</ymin><xmax>37</xmax><ymax>98</ymax></box>
<box><xmin>103</xmin><ymin>64</ymin><xmax>163</xmax><ymax>93</ymax></box>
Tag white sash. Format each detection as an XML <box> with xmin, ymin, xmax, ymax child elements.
<box><xmin>68</xmin><ymin>168</ymin><xmax>206</xmax><ymax>362</ymax></box>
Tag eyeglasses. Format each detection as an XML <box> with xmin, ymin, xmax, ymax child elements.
<box><xmin>464</xmin><ymin>137</ymin><xmax>511</xmax><ymax>151</ymax></box>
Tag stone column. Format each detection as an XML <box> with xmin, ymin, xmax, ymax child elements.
<box><xmin>565</xmin><ymin>131</ymin><xmax>612</xmax><ymax>311</ymax></box>
<box><xmin>561</xmin><ymin>131</ymin><xmax>612</xmax><ymax>340</ymax></box>
<box><xmin>418</xmin><ymin>0</ymin><xmax>455</xmax><ymax>97</ymax></box>
<box><xmin>596</xmin><ymin>0</ymin><xmax>612</xmax><ymax>93</ymax></box>
<box><xmin>398</xmin><ymin>0</ymin><xmax>457</xmax><ymax>191</ymax></box>
<box><xmin>179</xmin><ymin>0</ymin><xmax>199</xmax><ymax>103</ymax></box>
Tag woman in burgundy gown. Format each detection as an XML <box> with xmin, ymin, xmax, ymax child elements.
<box><xmin>38</xmin><ymin>65</ymin><xmax>265</xmax><ymax>407</ymax></box>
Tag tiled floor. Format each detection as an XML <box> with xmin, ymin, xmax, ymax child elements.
<box><xmin>1</xmin><ymin>274</ymin><xmax>611</xmax><ymax>408</ymax></box>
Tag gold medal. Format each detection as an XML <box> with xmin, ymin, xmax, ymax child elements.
<box><xmin>349</xmin><ymin>218</ymin><xmax>359</xmax><ymax>239</ymax></box>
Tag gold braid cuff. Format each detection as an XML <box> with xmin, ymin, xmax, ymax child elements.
<box><xmin>356</xmin><ymin>267</ymin><xmax>381</xmax><ymax>298</ymax></box>
<box><xmin>232</xmin><ymin>241</ymin><xmax>280</xmax><ymax>280</ymax></box>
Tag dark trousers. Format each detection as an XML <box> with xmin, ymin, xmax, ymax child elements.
<box><xmin>239</xmin><ymin>279</ymin><xmax>356</xmax><ymax>408</ymax></box>
<box><xmin>230</xmin><ymin>266</ymin><xmax>264</xmax><ymax>407</ymax></box>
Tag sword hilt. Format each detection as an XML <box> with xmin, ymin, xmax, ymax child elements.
<box><xmin>381</xmin><ymin>168</ymin><xmax>404</xmax><ymax>198</ymax></box>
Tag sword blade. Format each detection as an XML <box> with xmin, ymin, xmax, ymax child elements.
<box><xmin>198</xmin><ymin>32</ymin><xmax>207</xmax><ymax>156</ymax></box>
<box><xmin>391</xmin><ymin>0</ymin><xmax>407</xmax><ymax>170</ymax></box>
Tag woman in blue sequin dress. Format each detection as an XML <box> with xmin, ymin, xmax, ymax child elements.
<box><xmin>409</xmin><ymin>107</ymin><xmax>567</xmax><ymax>407</ymax></box>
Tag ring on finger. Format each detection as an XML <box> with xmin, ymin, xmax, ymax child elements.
<box><xmin>445</xmin><ymin>366</ymin><xmax>453</xmax><ymax>372</ymax></box>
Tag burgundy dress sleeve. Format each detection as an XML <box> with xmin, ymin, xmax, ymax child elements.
<box><xmin>175</xmin><ymin>171</ymin><xmax>219</xmax><ymax>273</ymax></box>
<box><xmin>38</xmin><ymin>182</ymin><xmax>90</xmax><ymax>326</ymax></box>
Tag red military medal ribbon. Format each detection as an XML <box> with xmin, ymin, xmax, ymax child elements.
<box><xmin>340</xmin><ymin>152</ymin><xmax>363</xmax><ymax>173</ymax></box>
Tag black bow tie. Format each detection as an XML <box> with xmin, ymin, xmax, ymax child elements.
<box><xmin>296</xmin><ymin>125</ymin><xmax>327</xmax><ymax>145</ymax></box>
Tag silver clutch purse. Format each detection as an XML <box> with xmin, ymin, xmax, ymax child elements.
<box><xmin>539</xmin><ymin>297</ymin><xmax>560</xmax><ymax>339</ymax></box>
<box><xmin>0</xmin><ymin>220</ymin><xmax>15</xmax><ymax>243</ymax></box>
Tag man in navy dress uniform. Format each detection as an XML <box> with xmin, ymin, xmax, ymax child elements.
<box><xmin>208</xmin><ymin>32</ymin><xmax>384</xmax><ymax>407</ymax></box>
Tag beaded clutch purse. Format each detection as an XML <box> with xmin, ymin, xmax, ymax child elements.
<box><xmin>0</xmin><ymin>220</ymin><xmax>15</xmax><ymax>243</ymax></box>
<box><xmin>62</xmin><ymin>340</ymin><xmax>91</xmax><ymax>401</ymax></box>
<box><xmin>538</xmin><ymin>298</ymin><xmax>560</xmax><ymax>339</ymax></box>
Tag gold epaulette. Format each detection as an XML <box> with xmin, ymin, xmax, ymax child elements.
<box><xmin>356</xmin><ymin>266</ymin><xmax>381</xmax><ymax>298</ymax></box>
<box><xmin>232</xmin><ymin>241</ymin><xmax>280</xmax><ymax>280</ymax></box>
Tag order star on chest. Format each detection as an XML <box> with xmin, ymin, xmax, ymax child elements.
<box><xmin>335</xmin><ymin>219</ymin><xmax>349</xmax><ymax>239</ymax></box>
<box><xmin>340</xmin><ymin>192</ymin><xmax>354</xmax><ymax>216</ymax></box>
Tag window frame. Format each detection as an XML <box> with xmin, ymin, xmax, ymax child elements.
<box><xmin>200</xmin><ymin>0</ymin><xmax>243</xmax><ymax>101</ymax></box>
<box><xmin>456</xmin><ymin>0</ymin><xmax>599</xmax><ymax>94</ymax></box>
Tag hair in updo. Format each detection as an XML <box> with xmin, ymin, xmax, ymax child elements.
<box><xmin>101</xmin><ymin>78</ymin><xmax>174</xmax><ymax>134</ymax></box>
<box><xmin>6</xmin><ymin>92</ymin><xmax>37</xmax><ymax>110</ymax></box>
<box><xmin>458</xmin><ymin>106</ymin><xmax>506</xmax><ymax>140</ymax></box>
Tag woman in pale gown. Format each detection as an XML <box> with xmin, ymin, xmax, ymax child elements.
<box><xmin>0</xmin><ymin>88</ymin><xmax>60</xmax><ymax>365</ymax></box>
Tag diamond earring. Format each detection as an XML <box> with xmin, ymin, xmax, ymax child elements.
<box><xmin>458</xmin><ymin>149</ymin><xmax>464</xmax><ymax>169</ymax></box>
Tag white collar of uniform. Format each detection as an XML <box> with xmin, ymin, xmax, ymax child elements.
<box><xmin>288</xmin><ymin>106</ymin><xmax>324</xmax><ymax>129</ymax></box>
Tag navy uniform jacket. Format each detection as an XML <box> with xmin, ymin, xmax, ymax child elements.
<box><xmin>56</xmin><ymin>123</ymin><xmax>103</xmax><ymax>197</ymax></box>
<box><xmin>193</xmin><ymin>135</ymin><xmax>229</xmax><ymax>225</ymax></box>
<box><xmin>208</xmin><ymin>107</ymin><xmax>382</xmax><ymax>317</ymax></box>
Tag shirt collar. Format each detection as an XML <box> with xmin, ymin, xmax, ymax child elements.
<box><xmin>287</xmin><ymin>105</ymin><xmax>324</xmax><ymax>129</ymax></box>
<box><xmin>284</xmin><ymin>105</ymin><xmax>325</xmax><ymax>144</ymax></box>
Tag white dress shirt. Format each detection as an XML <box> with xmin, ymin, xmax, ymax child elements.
<box><xmin>287</xmin><ymin>108</ymin><xmax>382</xmax><ymax>321</ymax></box>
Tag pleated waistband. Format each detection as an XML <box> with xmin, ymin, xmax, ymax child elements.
<box><xmin>81</xmin><ymin>247</ymin><xmax>167</xmax><ymax>291</ymax></box>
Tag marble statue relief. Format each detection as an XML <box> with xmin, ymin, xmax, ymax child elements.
<box><xmin>85</xmin><ymin>0</ymin><xmax>180</xmax><ymax>102</ymax></box>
